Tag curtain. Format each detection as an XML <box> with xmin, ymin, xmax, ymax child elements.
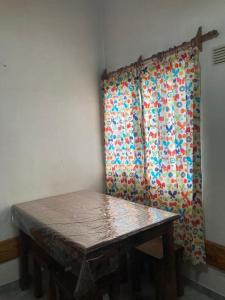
<box><xmin>140</xmin><ymin>47</ymin><xmax>205</xmax><ymax>264</ymax></box>
<box><xmin>103</xmin><ymin>47</ymin><xmax>205</xmax><ymax>264</ymax></box>
<box><xmin>103</xmin><ymin>68</ymin><xmax>146</xmax><ymax>202</ymax></box>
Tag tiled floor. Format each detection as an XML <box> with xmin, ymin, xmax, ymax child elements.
<box><xmin>0</xmin><ymin>280</ymin><xmax>224</xmax><ymax>300</ymax></box>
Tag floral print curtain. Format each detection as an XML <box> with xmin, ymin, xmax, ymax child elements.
<box><xmin>103</xmin><ymin>47</ymin><xmax>205</xmax><ymax>264</ymax></box>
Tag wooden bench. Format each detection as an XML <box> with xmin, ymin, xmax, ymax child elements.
<box><xmin>135</xmin><ymin>237</ymin><xmax>184</xmax><ymax>299</ymax></box>
<box><xmin>52</xmin><ymin>267</ymin><xmax>120</xmax><ymax>300</ymax></box>
<box><xmin>31</xmin><ymin>239</ymin><xmax>120</xmax><ymax>300</ymax></box>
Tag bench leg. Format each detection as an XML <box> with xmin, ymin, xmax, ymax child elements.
<box><xmin>19</xmin><ymin>231</ymin><xmax>31</xmax><ymax>290</ymax></box>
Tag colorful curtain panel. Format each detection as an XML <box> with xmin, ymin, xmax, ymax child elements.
<box><xmin>103</xmin><ymin>68</ymin><xmax>146</xmax><ymax>201</ymax></box>
<box><xmin>103</xmin><ymin>47</ymin><xmax>205</xmax><ymax>264</ymax></box>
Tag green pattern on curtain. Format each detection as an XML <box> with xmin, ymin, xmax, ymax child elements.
<box><xmin>103</xmin><ymin>47</ymin><xmax>205</xmax><ymax>264</ymax></box>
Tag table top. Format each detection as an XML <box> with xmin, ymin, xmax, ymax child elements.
<box><xmin>12</xmin><ymin>190</ymin><xmax>178</xmax><ymax>253</ymax></box>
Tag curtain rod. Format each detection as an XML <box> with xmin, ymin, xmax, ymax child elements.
<box><xmin>102</xmin><ymin>27</ymin><xmax>219</xmax><ymax>80</ymax></box>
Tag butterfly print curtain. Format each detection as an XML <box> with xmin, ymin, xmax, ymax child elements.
<box><xmin>103</xmin><ymin>47</ymin><xmax>205</xmax><ymax>264</ymax></box>
<box><xmin>103</xmin><ymin>68</ymin><xmax>146</xmax><ymax>201</ymax></box>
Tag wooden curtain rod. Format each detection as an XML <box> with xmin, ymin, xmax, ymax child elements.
<box><xmin>102</xmin><ymin>27</ymin><xmax>219</xmax><ymax>80</ymax></box>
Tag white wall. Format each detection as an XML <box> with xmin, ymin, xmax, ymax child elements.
<box><xmin>1</xmin><ymin>0</ymin><xmax>225</xmax><ymax>294</ymax></box>
<box><xmin>0</xmin><ymin>0</ymin><xmax>105</xmax><ymax>285</ymax></box>
<box><xmin>103</xmin><ymin>0</ymin><xmax>225</xmax><ymax>296</ymax></box>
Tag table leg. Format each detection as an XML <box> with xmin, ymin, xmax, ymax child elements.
<box><xmin>130</xmin><ymin>249</ymin><xmax>141</xmax><ymax>295</ymax></box>
<box><xmin>19</xmin><ymin>231</ymin><xmax>31</xmax><ymax>290</ymax></box>
<box><xmin>109</xmin><ymin>283</ymin><xmax>120</xmax><ymax>299</ymax></box>
<box><xmin>33</xmin><ymin>257</ymin><xmax>43</xmax><ymax>298</ymax></box>
<box><xmin>85</xmin><ymin>290</ymin><xmax>102</xmax><ymax>300</ymax></box>
<box><xmin>119</xmin><ymin>254</ymin><xmax>128</xmax><ymax>283</ymax></box>
<box><xmin>93</xmin><ymin>293</ymin><xmax>102</xmax><ymax>300</ymax></box>
<box><xmin>154</xmin><ymin>259</ymin><xmax>165</xmax><ymax>300</ymax></box>
<box><xmin>48</xmin><ymin>270</ymin><xmax>57</xmax><ymax>300</ymax></box>
<box><xmin>109</xmin><ymin>271</ymin><xmax>120</xmax><ymax>300</ymax></box>
<box><xmin>162</xmin><ymin>223</ymin><xmax>177</xmax><ymax>300</ymax></box>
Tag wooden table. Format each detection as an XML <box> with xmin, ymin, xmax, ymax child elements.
<box><xmin>12</xmin><ymin>190</ymin><xmax>179</xmax><ymax>299</ymax></box>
